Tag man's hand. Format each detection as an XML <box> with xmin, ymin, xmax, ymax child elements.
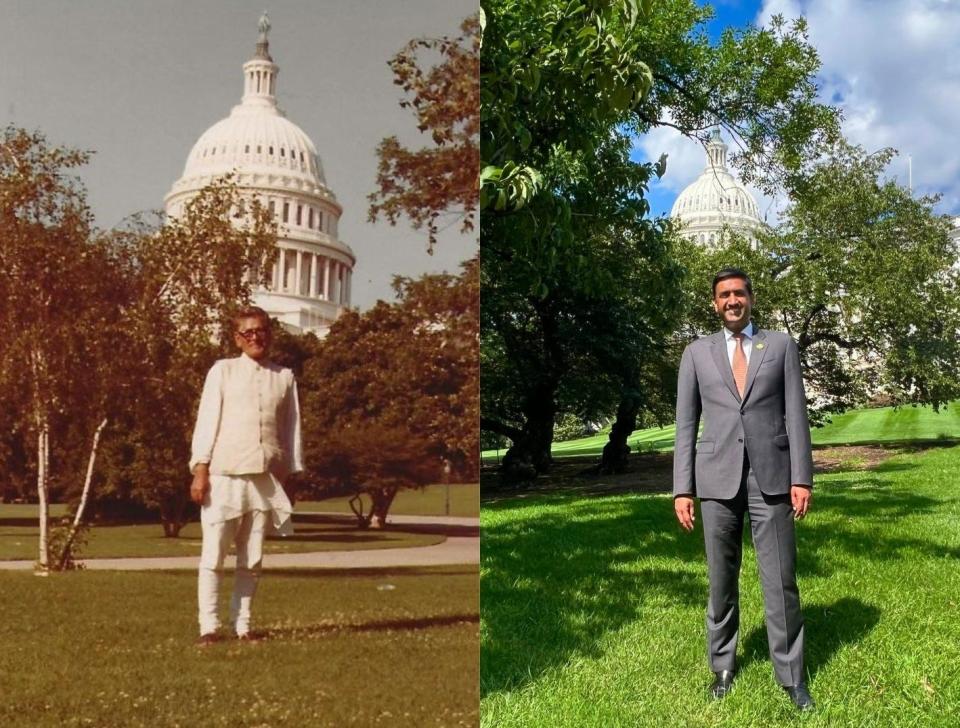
<box><xmin>190</xmin><ymin>465</ymin><xmax>211</xmax><ymax>505</ymax></box>
<box><xmin>674</xmin><ymin>496</ymin><xmax>696</xmax><ymax>532</ymax></box>
<box><xmin>791</xmin><ymin>485</ymin><xmax>812</xmax><ymax>520</ymax></box>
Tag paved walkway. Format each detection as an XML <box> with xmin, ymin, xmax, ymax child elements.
<box><xmin>0</xmin><ymin>514</ymin><xmax>479</xmax><ymax>572</ymax></box>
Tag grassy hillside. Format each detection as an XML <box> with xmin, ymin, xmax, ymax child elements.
<box><xmin>482</xmin><ymin>403</ymin><xmax>960</xmax><ymax>461</ymax></box>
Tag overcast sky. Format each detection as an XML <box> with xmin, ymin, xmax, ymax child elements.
<box><xmin>0</xmin><ymin>0</ymin><xmax>477</xmax><ymax>310</ymax></box>
<box><xmin>636</xmin><ymin>0</ymin><xmax>960</xmax><ymax>222</ymax></box>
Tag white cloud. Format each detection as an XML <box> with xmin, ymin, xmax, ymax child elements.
<box><xmin>759</xmin><ymin>0</ymin><xmax>960</xmax><ymax>213</ymax></box>
<box><xmin>639</xmin><ymin>1</ymin><xmax>960</xmax><ymax>221</ymax></box>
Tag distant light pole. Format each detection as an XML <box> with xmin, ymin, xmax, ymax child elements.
<box><xmin>443</xmin><ymin>459</ymin><xmax>452</xmax><ymax>517</ymax></box>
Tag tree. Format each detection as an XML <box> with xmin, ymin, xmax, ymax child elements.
<box><xmin>98</xmin><ymin>180</ymin><xmax>277</xmax><ymax>537</ymax></box>
<box><xmin>481</xmin><ymin>134</ymin><xmax>686</xmax><ymax>478</ymax></box>
<box><xmin>673</xmin><ymin>142</ymin><xmax>960</xmax><ymax>423</ymax></box>
<box><xmin>479</xmin><ymin>0</ymin><xmax>841</xmax><ymax>480</ymax></box>
<box><xmin>299</xmin><ymin>262</ymin><xmax>479</xmax><ymax>527</ymax></box>
<box><xmin>368</xmin><ymin>14</ymin><xmax>479</xmax><ymax>253</ymax></box>
<box><xmin>0</xmin><ymin>126</ymin><xmax>132</xmax><ymax>569</ymax></box>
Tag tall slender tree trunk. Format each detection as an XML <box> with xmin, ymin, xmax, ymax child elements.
<box><xmin>36</xmin><ymin>418</ymin><xmax>50</xmax><ymax>572</ymax></box>
<box><xmin>56</xmin><ymin>417</ymin><xmax>107</xmax><ymax>570</ymax></box>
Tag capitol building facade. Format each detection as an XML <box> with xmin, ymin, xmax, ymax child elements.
<box><xmin>165</xmin><ymin>15</ymin><xmax>354</xmax><ymax>336</ymax></box>
<box><xmin>670</xmin><ymin>128</ymin><xmax>764</xmax><ymax>247</ymax></box>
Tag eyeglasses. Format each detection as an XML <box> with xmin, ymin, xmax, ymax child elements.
<box><xmin>236</xmin><ymin>327</ymin><xmax>269</xmax><ymax>341</ymax></box>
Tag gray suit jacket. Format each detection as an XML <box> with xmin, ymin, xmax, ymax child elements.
<box><xmin>673</xmin><ymin>326</ymin><xmax>813</xmax><ymax>499</ymax></box>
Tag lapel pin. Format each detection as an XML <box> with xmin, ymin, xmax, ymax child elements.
<box><xmin>755</xmin><ymin>343</ymin><xmax>765</xmax><ymax>350</ymax></box>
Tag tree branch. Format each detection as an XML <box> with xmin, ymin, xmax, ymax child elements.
<box><xmin>480</xmin><ymin>416</ymin><xmax>523</xmax><ymax>441</ymax></box>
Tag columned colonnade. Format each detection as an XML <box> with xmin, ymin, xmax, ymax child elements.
<box><xmin>269</xmin><ymin>248</ymin><xmax>351</xmax><ymax>305</ymax></box>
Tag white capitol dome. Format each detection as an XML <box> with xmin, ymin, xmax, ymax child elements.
<box><xmin>671</xmin><ymin>128</ymin><xmax>763</xmax><ymax>248</ymax></box>
<box><xmin>165</xmin><ymin>13</ymin><xmax>354</xmax><ymax>336</ymax></box>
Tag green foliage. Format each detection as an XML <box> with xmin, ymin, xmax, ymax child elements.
<box><xmin>673</xmin><ymin>143</ymin><xmax>960</xmax><ymax>423</ymax></box>
<box><xmin>368</xmin><ymin>15</ymin><xmax>479</xmax><ymax>252</ymax></box>
<box><xmin>299</xmin><ymin>261</ymin><xmax>479</xmax><ymax>523</ymax></box>
<box><xmin>760</xmin><ymin>143</ymin><xmax>960</xmax><ymax>413</ymax></box>
<box><xmin>0</xmin><ymin>126</ymin><xmax>133</xmax><ymax>565</ymax></box>
<box><xmin>552</xmin><ymin>413</ymin><xmax>588</xmax><ymax>443</ymax></box>
<box><xmin>479</xmin><ymin>0</ymin><xmax>841</xmax><ymax>479</ymax></box>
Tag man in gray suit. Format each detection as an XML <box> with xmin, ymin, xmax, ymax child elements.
<box><xmin>673</xmin><ymin>268</ymin><xmax>815</xmax><ymax>711</ymax></box>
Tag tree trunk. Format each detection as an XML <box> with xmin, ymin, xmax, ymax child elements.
<box><xmin>36</xmin><ymin>419</ymin><xmax>50</xmax><ymax>572</ymax></box>
<box><xmin>159</xmin><ymin>497</ymin><xmax>187</xmax><ymax>538</ymax></box>
<box><xmin>599</xmin><ymin>391</ymin><xmax>642</xmax><ymax>474</ymax></box>
<box><xmin>348</xmin><ymin>493</ymin><xmax>373</xmax><ymax>528</ymax></box>
<box><xmin>500</xmin><ymin>385</ymin><xmax>557</xmax><ymax>482</ymax></box>
<box><xmin>370</xmin><ymin>486</ymin><xmax>399</xmax><ymax>528</ymax></box>
<box><xmin>499</xmin><ymin>296</ymin><xmax>564</xmax><ymax>483</ymax></box>
<box><xmin>349</xmin><ymin>487</ymin><xmax>400</xmax><ymax>528</ymax></box>
<box><xmin>56</xmin><ymin>417</ymin><xmax>107</xmax><ymax>570</ymax></box>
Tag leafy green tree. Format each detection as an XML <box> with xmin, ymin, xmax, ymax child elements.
<box><xmin>299</xmin><ymin>262</ymin><xmax>479</xmax><ymax>526</ymax></box>
<box><xmin>368</xmin><ymin>15</ymin><xmax>479</xmax><ymax>253</ymax></box>
<box><xmin>674</xmin><ymin>142</ymin><xmax>960</xmax><ymax>423</ymax></box>
<box><xmin>479</xmin><ymin>0</ymin><xmax>841</xmax><ymax>479</ymax></box>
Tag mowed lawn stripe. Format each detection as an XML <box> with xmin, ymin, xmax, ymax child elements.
<box><xmin>483</xmin><ymin>403</ymin><xmax>960</xmax><ymax>460</ymax></box>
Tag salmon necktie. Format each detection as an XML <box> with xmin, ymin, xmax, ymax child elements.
<box><xmin>732</xmin><ymin>333</ymin><xmax>747</xmax><ymax>398</ymax></box>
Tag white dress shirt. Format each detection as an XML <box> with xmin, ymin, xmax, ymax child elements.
<box><xmin>723</xmin><ymin>322</ymin><xmax>755</xmax><ymax>368</ymax></box>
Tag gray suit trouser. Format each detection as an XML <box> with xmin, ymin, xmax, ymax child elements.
<box><xmin>699</xmin><ymin>454</ymin><xmax>805</xmax><ymax>686</ymax></box>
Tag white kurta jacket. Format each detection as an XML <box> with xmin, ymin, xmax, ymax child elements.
<box><xmin>190</xmin><ymin>354</ymin><xmax>303</xmax><ymax>479</ymax></box>
<box><xmin>189</xmin><ymin>355</ymin><xmax>303</xmax><ymax>532</ymax></box>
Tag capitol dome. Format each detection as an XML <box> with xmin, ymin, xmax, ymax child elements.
<box><xmin>165</xmin><ymin>13</ymin><xmax>354</xmax><ymax>336</ymax></box>
<box><xmin>670</xmin><ymin>128</ymin><xmax>763</xmax><ymax>248</ymax></box>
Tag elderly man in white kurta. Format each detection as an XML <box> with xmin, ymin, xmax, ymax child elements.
<box><xmin>189</xmin><ymin>306</ymin><xmax>302</xmax><ymax>644</ymax></box>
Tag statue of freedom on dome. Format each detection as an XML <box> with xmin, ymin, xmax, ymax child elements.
<box><xmin>258</xmin><ymin>11</ymin><xmax>270</xmax><ymax>40</ymax></box>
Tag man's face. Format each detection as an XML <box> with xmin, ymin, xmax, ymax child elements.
<box><xmin>234</xmin><ymin>316</ymin><xmax>272</xmax><ymax>360</ymax></box>
<box><xmin>713</xmin><ymin>277</ymin><xmax>754</xmax><ymax>332</ymax></box>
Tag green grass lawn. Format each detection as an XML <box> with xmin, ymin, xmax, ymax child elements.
<box><xmin>0</xmin><ymin>565</ymin><xmax>478</xmax><ymax>727</ymax></box>
<box><xmin>482</xmin><ymin>402</ymin><xmax>960</xmax><ymax>461</ymax></box>
<box><xmin>0</xmin><ymin>484</ymin><xmax>478</xmax><ymax>561</ymax></box>
<box><xmin>300</xmin><ymin>482</ymin><xmax>480</xmax><ymax>518</ymax></box>
<box><xmin>481</xmin><ymin>445</ymin><xmax>960</xmax><ymax>727</ymax></box>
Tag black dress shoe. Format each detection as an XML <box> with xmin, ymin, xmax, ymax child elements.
<box><xmin>710</xmin><ymin>670</ymin><xmax>736</xmax><ymax>699</ymax></box>
<box><xmin>783</xmin><ymin>683</ymin><xmax>815</xmax><ymax>711</ymax></box>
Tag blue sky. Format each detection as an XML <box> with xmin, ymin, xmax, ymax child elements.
<box><xmin>635</xmin><ymin>0</ymin><xmax>960</xmax><ymax>221</ymax></box>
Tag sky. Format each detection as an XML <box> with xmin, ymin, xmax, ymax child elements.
<box><xmin>0</xmin><ymin>0</ymin><xmax>477</xmax><ymax>311</ymax></box>
<box><xmin>636</xmin><ymin>0</ymin><xmax>960</xmax><ymax>223</ymax></box>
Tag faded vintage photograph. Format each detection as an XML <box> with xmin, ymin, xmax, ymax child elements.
<box><xmin>0</xmin><ymin>2</ymin><xmax>478</xmax><ymax>726</ymax></box>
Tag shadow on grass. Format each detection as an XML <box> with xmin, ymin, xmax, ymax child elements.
<box><xmin>740</xmin><ymin>597</ymin><xmax>881</xmax><ymax>680</ymax></box>
<box><xmin>386</xmin><ymin>523</ymin><xmax>479</xmax><ymax>537</ymax></box>
<box><xmin>292</xmin><ymin>513</ymin><xmax>478</xmax><ymax>538</ymax></box>
<box><xmin>0</xmin><ymin>518</ymin><xmax>40</xmax><ymax>528</ymax></box>
<box><xmin>482</xmin><ymin>461</ymin><xmax>960</xmax><ymax>698</ymax></box>
<box><xmin>482</xmin><ymin>494</ymin><xmax>705</xmax><ymax>697</ymax></box>
<box><xmin>264</xmin><ymin>612</ymin><xmax>479</xmax><ymax>640</ymax></box>
<box><xmin>270</xmin><ymin>530</ymin><xmax>397</xmax><ymax>544</ymax></box>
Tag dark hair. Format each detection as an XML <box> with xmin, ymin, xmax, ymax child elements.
<box><xmin>233</xmin><ymin>305</ymin><xmax>270</xmax><ymax>329</ymax></box>
<box><xmin>712</xmin><ymin>267</ymin><xmax>753</xmax><ymax>297</ymax></box>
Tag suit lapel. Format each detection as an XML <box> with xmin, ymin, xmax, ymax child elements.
<box><xmin>710</xmin><ymin>332</ymin><xmax>741</xmax><ymax>402</ymax></box>
<box><xmin>742</xmin><ymin>327</ymin><xmax>768</xmax><ymax>403</ymax></box>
